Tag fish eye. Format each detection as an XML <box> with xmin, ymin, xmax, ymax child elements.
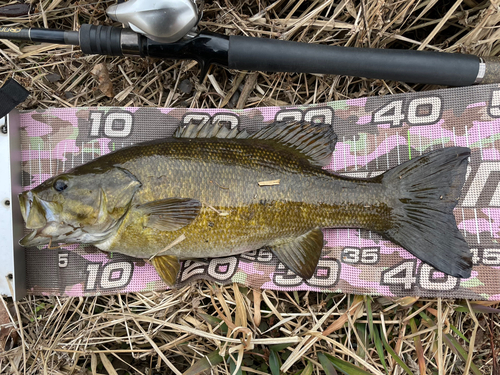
<box><xmin>53</xmin><ymin>179</ymin><xmax>68</xmax><ymax>192</ymax></box>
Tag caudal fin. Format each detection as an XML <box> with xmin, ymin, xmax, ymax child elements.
<box><xmin>380</xmin><ymin>147</ymin><xmax>472</xmax><ymax>278</ymax></box>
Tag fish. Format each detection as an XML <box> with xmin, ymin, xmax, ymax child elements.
<box><xmin>18</xmin><ymin>120</ymin><xmax>473</xmax><ymax>285</ymax></box>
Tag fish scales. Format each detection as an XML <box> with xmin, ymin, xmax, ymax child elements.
<box><xmin>19</xmin><ymin>121</ymin><xmax>473</xmax><ymax>283</ymax></box>
<box><xmin>95</xmin><ymin>137</ymin><xmax>390</xmax><ymax>259</ymax></box>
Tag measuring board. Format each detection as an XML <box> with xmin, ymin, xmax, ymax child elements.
<box><xmin>3</xmin><ymin>83</ymin><xmax>500</xmax><ymax>300</ymax></box>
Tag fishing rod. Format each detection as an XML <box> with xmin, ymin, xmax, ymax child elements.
<box><xmin>0</xmin><ymin>0</ymin><xmax>499</xmax><ymax>86</ymax></box>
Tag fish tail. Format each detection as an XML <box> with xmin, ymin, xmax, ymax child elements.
<box><xmin>379</xmin><ymin>146</ymin><xmax>472</xmax><ymax>278</ymax></box>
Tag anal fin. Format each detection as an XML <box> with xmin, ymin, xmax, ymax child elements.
<box><xmin>151</xmin><ymin>255</ymin><xmax>180</xmax><ymax>286</ymax></box>
<box><xmin>267</xmin><ymin>228</ymin><xmax>324</xmax><ymax>279</ymax></box>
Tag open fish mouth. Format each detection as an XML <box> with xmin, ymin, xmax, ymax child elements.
<box><xmin>19</xmin><ymin>228</ymin><xmax>50</xmax><ymax>247</ymax></box>
<box><xmin>18</xmin><ymin>192</ymin><xmax>76</xmax><ymax>247</ymax></box>
<box><xmin>18</xmin><ymin>191</ymin><xmax>57</xmax><ymax>229</ymax></box>
<box><xmin>18</xmin><ymin>192</ymin><xmax>52</xmax><ymax>247</ymax></box>
<box><xmin>19</xmin><ymin>191</ymin><xmax>31</xmax><ymax>224</ymax></box>
<box><xmin>19</xmin><ymin>220</ymin><xmax>79</xmax><ymax>248</ymax></box>
<box><xmin>19</xmin><ymin>221</ymin><xmax>120</xmax><ymax>248</ymax></box>
<box><xmin>18</xmin><ymin>191</ymin><xmax>53</xmax><ymax>247</ymax></box>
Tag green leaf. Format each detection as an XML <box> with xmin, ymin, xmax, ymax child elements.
<box><xmin>318</xmin><ymin>353</ymin><xmax>338</xmax><ymax>375</ymax></box>
<box><xmin>355</xmin><ymin>323</ymin><xmax>367</xmax><ymax>360</ymax></box>
<box><xmin>365</xmin><ymin>297</ymin><xmax>375</xmax><ymax>345</ymax></box>
<box><xmin>183</xmin><ymin>349</ymin><xmax>225</xmax><ymax>375</ymax></box>
<box><xmin>35</xmin><ymin>302</ymin><xmax>46</xmax><ymax>313</ymax></box>
<box><xmin>198</xmin><ymin>312</ymin><xmax>222</xmax><ymax>326</ymax></box>
<box><xmin>197</xmin><ymin>312</ymin><xmax>228</xmax><ymax>334</ymax></box>
<box><xmin>301</xmin><ymin>361</ymin><xmax>314</xmax><ymax>375</ymax></box>
<box><xmin>381</xmin><ymin>335</ymin><xmax>414</xmax><ymax>375</ymax></box>
<box><xmin>320</xmin><ymin>353</ymin><xmax>373</xmax><ymax>375</ymax></box>
<box><xmin>418</xmin><ymin>311</ymin><xmax>434</xmax><ymax>327</ymax></box>
<box><xmin>293</xmin><ymin>290</ymin><xmax>300</xmax><ymax>305</ymax></box>
<box><xmin>229</xmin><ymin>355</ymin><xmax>244</xmax><ymax>375</ymax></box>
<box><xmin>449</xmin><ymin>324</ymin><xmax>470</xmax><ymax>344</ymax></box>
<box><xmin>443</xmin><ymin>334</ymin><xmax>482</xmax><ymax>375</ymax></box>
<box><xmin>461</xmin><ymin>303</ymin><xmax>500</xmax><ymax>314</ymax></box>
<box><xmin>269</xmin><ymin>349</ymin><xmax>281</xmax><ymax>375</ymax></box>
<box><xmin>372</xmin><ymin>325</ymin><xmax>389</xmax><ymax>374</ymax></box>
<box><xmin>270</xmin><ymin>343</ymin><xmax>292</xmax><ymax>352</ymax></box>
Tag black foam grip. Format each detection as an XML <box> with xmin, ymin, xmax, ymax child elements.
<box><xmin>228</xmin><ymin>36</ymin><xmax>481</xmax><ymax>86</ymax></box>
<box><xmin>0</xmin><ymin>79</ymin><xmax>29</xmax><ymax>118</ymax></box>
<box><xmin>79</xmin><ymin>24</ymin><xmax>122</xmax><ymax>56</ymax></box>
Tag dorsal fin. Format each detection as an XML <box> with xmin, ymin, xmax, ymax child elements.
<box><xmin>173</xmin><ymin>121</ymin><xmax>249</xmax><ymax>139</ymax></box>
<box><xmin>249</xmin><ymin>121</ymin><xmax>337</xmax><ymax>167</ymax></box>
<box><xmin>173</xmin><ymin>120</ymin><xmax>337</xmax><ymax>167</ymax></box>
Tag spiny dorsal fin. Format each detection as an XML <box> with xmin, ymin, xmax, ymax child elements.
<box><xmin>173</xmin><ymin>121</ymin><xmax>249</xmax><ymax>139</ymax></box>
<box><xmin>173</xmin><ymin>120</ymin><xmax>337</xmax><ymax>167</ymax></box>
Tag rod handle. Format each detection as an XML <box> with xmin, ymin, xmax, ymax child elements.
<box><xmin>228</xmin><ymin>35</ymin><xmax>485</xmax><ymax>86</ymax></box>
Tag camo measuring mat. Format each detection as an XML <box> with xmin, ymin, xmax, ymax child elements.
<box><xmin>18</xmin><ymin>83</ymin><xmax>500</xmax><ymax>299</ymax></box>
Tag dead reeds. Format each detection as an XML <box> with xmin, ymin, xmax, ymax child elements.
<box><xmin>1</xmin><ymin>1</ymin><xmax>500</xmax><ymax>374</ymax></box>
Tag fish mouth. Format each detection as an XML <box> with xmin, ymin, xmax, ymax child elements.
<box><xmin>18</xmin><ymin>191</ymin><xmax>52</xmax><ymax>229</ymax></box>
<box><xmin>19</xmin><ymin>229</ymin><xmax>49</xmax><ymax>247</ymax></box>
<box><xmin>18</xmin><ymin>190</ymin><xmax>121</xmax><ymax>248</ymax></box>
<box><xmin>19</xmin><ymin>223</ymin><xmax>77</xmax><ymax>248</ymax></box>
<box><xmin>18</xmin><ymin>191</ymin><xmax>54</xmax><ymax>247</ymax></box>
<box><xmin>19</xmin><ymin>221</ymin><xmax>116</xmax><ymax>248</ymax></box>
<box><xmin>18</xmin><ymin>191</ymin><xmax>31</xmax><ymax>224</ymax></box>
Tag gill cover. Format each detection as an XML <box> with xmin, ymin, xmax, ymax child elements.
<box><xmin>91</xmin><ymin>167</ymin><xmax>142</xmax><ymax>225</ymax></box>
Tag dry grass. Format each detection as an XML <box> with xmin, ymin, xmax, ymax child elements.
<box><xmin>2</xmin><ymin>285</ymin><xmax>500</xmax><ymax>374</ymax></box>
<box><xmin>1</xmin><ymin>0</ymin><xmax>500</xmax><ymax>374</ymax></box>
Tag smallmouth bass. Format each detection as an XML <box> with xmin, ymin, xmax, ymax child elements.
<box><xmin>19</xmin><ymin>121</ymin><xmax>472</xmax><ymax>285</ymax></box>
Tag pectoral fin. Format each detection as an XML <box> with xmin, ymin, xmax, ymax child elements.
<box><xmin>137</xmin><ymin>198</ymin><xmax>201</xmax><ymax>231</ymax></box>
<box><xmin>267</xmin><ymin>228</ymin><xmax>324</xmax><ymax>279</ymax></box>
<box><xmin>151</xmin><ymin>255</ymin><xmax>180</xmax><ymax>286</ymax></box>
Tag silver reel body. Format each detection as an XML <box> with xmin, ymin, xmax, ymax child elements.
<box><xmin>106</xmin><ymin>0</ymin><xmax>199</xmax><ymax>43</ymax></box>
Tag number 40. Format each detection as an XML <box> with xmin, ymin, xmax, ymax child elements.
<box><xmin>373</xmin><ymin>96</ymin><xmax>442</xmax><ymax>128</ymax></box>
